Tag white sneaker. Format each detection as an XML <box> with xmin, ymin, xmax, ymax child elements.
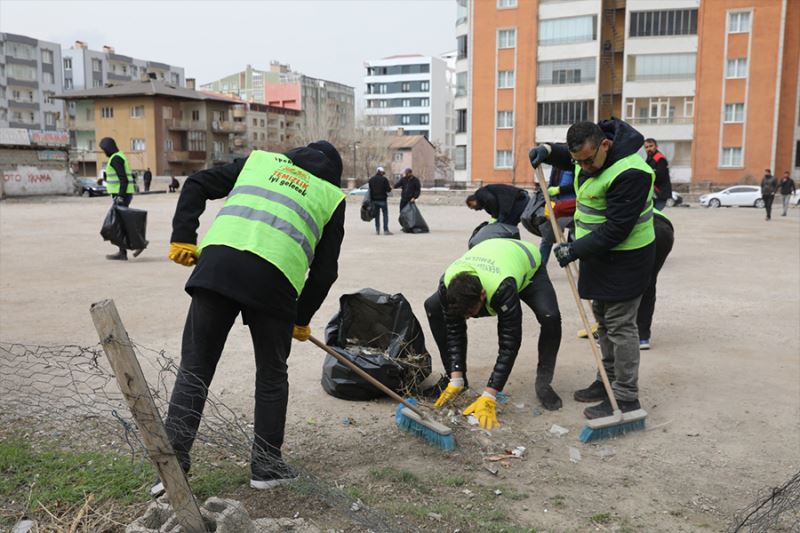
<box><xmin>150</xmin><ymin>480</ymin><xmax>165</xmax><ymax>498</ymax></box>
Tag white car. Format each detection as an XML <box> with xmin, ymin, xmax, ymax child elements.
<box><xmin>699</xmin><ymin>185</ymin><xmax>764</xmax><ymax>208</ymax></box>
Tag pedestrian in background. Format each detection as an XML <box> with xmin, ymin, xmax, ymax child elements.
<box><xmin>644</xmin><ymin>138</ymin><xmax>672</xmax><ymax>210</ymax></box>
<box><xmin>143</xmin><ymin>167</ymin><xmax>153</xmax><ymax>192</ymax></box>
<box><xmin>778</xmin><ymin>171</ymin><xmax>796</xmax><ymax>216</ymax></box>
<box><xmin>368</xmin><ymin>166</ymin><xmax>392</xmax><ymax>235</ymax></box>
<box><xmin>760</xmin><ymin>169</ymin><xmax>778</xmax><ymax>220</ymax></box>
<box><xmin>99</xmin><ymin>137</ymin><xmax>136</xmax><ymax>261</ymax></box>
<box><xmin>394</xmin><ymin>168</ymin><xmax>421</xmax><ymax>211</ymax></box>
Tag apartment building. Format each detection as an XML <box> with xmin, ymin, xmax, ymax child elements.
<box><xmin>0</xmin><ymin>33</ymin><xmax>65</xmax><ymax>131</ymax></box>
<box><xmin>455</xmin><ymin>0</ymin><xmax>471</xmax><ymax>183</ymax></box>
<box><xmin>363</xmin><ymin>55</ymin><xmax>454</xmax><ymax>158</ymax></box>
<box><xmin>240</xmin><ymin>102</ymin><xmax>301</xmax><ymax>152</ymax></box>
<box><xmin>200</xmin><ymin>64</ymin><xmax>279</xmax><ymax>104</ymax></box>
<box><xmin>58</xmin><ymin>79</ymin><xmax>241</xmax><ymax>176</ymax></box>
<box><xmin>693</xmin><ymin>0</ymin><xmax>800</xmax><ymax>183</ymax></box>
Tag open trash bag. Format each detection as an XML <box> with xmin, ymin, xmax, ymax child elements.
<box><xmin>100</xmin><ymin>205</ymin><xmax>149</xmax><ymax>250</ymax></box>
<box><xmin>520</xmin><ymin>190</ymin><xmax>547</xmax><ymax>236</ymax></box>
<box><xmin>321</xmin><ymin>288</ymin><xmax>432</xmax><ymax>401</ymax></box>
<box><xmin>468</xmin><ymin>221</ymin><xmax>520</xmax><ymax>249</ymax></box>
<box><xmin>398</xmin><ymin>203</ymin><xmax>429</xmax><ymax>233</ymax></box>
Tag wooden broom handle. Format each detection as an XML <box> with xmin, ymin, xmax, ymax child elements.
<box><xmin>534</xmin><ymin>166</ymin><xmax>620</xmax><ymax>412</ymax></box>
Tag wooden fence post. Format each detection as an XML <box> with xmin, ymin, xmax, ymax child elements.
<box><xmin>90</xmin><ymin>299</ymin><xmax>206</xmax><ymax>532</ymax></box>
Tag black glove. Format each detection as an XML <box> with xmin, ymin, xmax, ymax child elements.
<box><xmin>528</xmin><ymin>144</ymin><xmax>551</xmax><ymax>168</ymax></box>
<box><xmin>554</xmin><ymin>243</ymin><xmax>578</xmax><ymax>268</ymax></box>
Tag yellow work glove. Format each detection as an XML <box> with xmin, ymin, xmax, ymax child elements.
<box><xmin>433</xmin><ymin>382</ymin><xmax>464</xmax><ymax>408</ymax></box>
<box><xmin>293</xmin><ymin>324</ymin><xmax>311</xmax><ymax>342</ymax></box>
<box><xmin>463</xmin><ymin>393</ymin><xmax>499</xmax><ymax>429</ymax></box>
<box><xmin>168</xmin><ymin>242</ymin><xmax>197</xmax><ymax>266</ymax></box>
<box><xmin>547</xmin><ymin>186</ymin><xmax>560</xmax><ymax>198</ymax></box>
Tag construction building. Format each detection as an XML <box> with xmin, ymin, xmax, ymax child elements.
<box><xmin>0</xmin><ymin>33</ymin><xmax>65</xmax><ymax>132</ymax></box>
<box><xmin>58</xmin><ymin>79</ymin><xmax>242</xmax><ymax>177</ymax></box>
<box><xmin>459</xmin><ymin>0</ymin><xmax>799</xmax><ymax>186</ymax></box>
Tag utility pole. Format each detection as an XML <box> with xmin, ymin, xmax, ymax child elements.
<box><xmin>353</xmin><ymin>141</ymin><xmax>359</xmax><ymax>185</ymax></box>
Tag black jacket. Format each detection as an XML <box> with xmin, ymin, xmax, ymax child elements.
<box><xmin>778</xmin><ymin>177</ymin><xmax>796</xmax><ymax>195</ymax></box>
<box><xmin>546</xmin><ymin>119</ymin><xmax>655</xmax><ymax>302</ymax></box>
<box><xmin>143</xmin><ymin>170</ymin><xmax>152</xmax><ymax>182</ymax></box>
<box><xmin>394</xmin><ymin>175</ymin><xmax>421</xmax><ymax>203</ymax></box>
<box><xmin>473</xmin><ymin>184</ymin><xmax>529</xmax><ymax>224</ymax></box>
<box><xmin>761</xmin><ymin>174</ymin><xmax>778</xmax><ymax>196</ymax></box>
<box><xmin>368</xmin><ymin>174</ymin><xmax>391</xmax><ymax>201</ymax></box>
<box><xmin>171</xmin><ymin>146</ymin><xmax>345</xmax><ymax>325</ymax></box>
<box><xmin>435</xmin><ymin>276</ymin><xmax>522</xmax><ymax>391</ymax></box>
<box><xmin>646</xmin><ymin>151</ymin><xmax>672</xmax><ymax>201</ymax></box>
<box><xmin>99</xmin><ymin>137</ymin><xmax>129</xmax><ymax>197</ymax></box>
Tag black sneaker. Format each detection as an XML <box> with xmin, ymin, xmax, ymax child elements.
<box><xmin>419</xmin><ymin>375</ymin><xmax>469</xmax><ymax>399</ymax></box>
<box><xmin>251</xmin><ymin>463</ymin><xmax>299</xmax><ymax>490</ymax></box>
<box><xmin>583</xmin><ymin>398</ymin><xmax>641</xmax><ymax>420</ymax></box>
<box><xmin>573</xmin><ymin>380</ymin><xmax>608</xmax><ymax>403</ymax></box>
<box><xmin>106</xmin><ymin>252</ymin><xmax>128</xmax><ymax>261</ymax></box>
<box><xmin>535</xmin><ymin>382</ymin><xmax>562</xmax><ymax>411</ymax></box>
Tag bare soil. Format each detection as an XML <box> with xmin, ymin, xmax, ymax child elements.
<box><xmin>1</xmin><ymin>193</ymin><xmax>798</xmax><ymax>532</ymax></box>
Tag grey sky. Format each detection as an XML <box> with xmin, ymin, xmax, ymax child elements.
<box><xmin>0</xmin><ymin>0</ymin><xmax>456</xmax><ymax>91</ymax></box>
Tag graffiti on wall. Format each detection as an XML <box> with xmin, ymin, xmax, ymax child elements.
<box><xmin>1</xmin><ymin>166</ymin><xmax>71</xmax><ymax>196</ymax></box>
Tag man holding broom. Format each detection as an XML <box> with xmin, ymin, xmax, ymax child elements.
<box><xmin>529</xmin><ymin>119</ymin><xmax>655</xmax><ymax>421</ymax></box>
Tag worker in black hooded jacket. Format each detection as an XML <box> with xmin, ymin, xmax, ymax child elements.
<box><xmin>466</xmin><ymin>184</ymin><xmax>529</xmax><ymax>226</ymax></box>
<box><xmin>153</xmin><ymin>141</ymin><xmax>345</xmax><ymax>496</ymax></box>
<box><xmin>529</xmin><ymin>119</ymin><xmax>655</xmax><ymax>421</ymax></box>
<box><xmin>99</xmin><ymin>137</ymin><xmax>141</xmax><ymax>260</ymax></box>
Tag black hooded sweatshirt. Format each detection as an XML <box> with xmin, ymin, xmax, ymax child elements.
<box><xmin>99</xmin><ymin>137</ymin><xmax>129</xmax><ymax>196</ymax></box>
<box><xmin>170</xmin><ymin>143</ymin><xmax>346</xmax><ymax>325</ymax></box>
<box><xmin>546</xmin><ymin>119</ymin><xmax>655</xmax><ymax>302</ymax></box>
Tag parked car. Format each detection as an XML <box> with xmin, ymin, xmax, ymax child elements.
<box><xmin>348</xmin><ymin>184</ymin><xmax>369</xmax><ymax>196</ymax></box>
<box><xmin>699</xmin><ymin>186</ymin><xmax>763</xmax><ymax>208</ymax></box>
<box><xmin>78</xmin><ymin>177</ymin><xmax>107</xmax><ymax>197</ymax></box>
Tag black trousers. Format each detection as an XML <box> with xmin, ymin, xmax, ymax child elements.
<box><xmin>763</xmin><ymin>194</ymin><xmax>775</xmax><ymax>219</ymax></box>
<box><xmin>636</xmin><ymin>219</ymin><xmax>675</xmax><ymax>341</ymax></box>
<box><xmin>164</xmin><ymin>288</ymin><xmax>293</xmax><ymax>477</ymax></box>
<box><xmin>111</xmin><ymin>194</ymin><xmax>132</xmax><ymax>254</ymax></box>
<box><xmin>424</xmin><ymin>267</ymin><xmax>562</xmax><ymax>386</ymax></box>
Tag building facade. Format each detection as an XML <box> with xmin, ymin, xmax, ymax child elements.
<box><xmin>200</xmin><ymin>64</ymin><xmax>278</xmax><ymax>104</ymax></box>
<box><xmin>241</xmin><ymin>102</ymin><xmax>301</xmax><ymax>152</ymax></box>
<box><xmin>455</xmin><ymin>0</ymin><xmax>471</xmax><ymax>184</ymax></box>
<box><xmin>388</xmin><ymin>133</ymin><xmax>436</xmax><ymax>184</ymax></box>
<box><xmin>0</xmin><ymin>33</ymin><xmax>65</xmax><ymax>131</ymax></box>
<box><xmin>364</xmin><ymin>55</ymin><xmax>454</xmax><ymax>156</ymax></box>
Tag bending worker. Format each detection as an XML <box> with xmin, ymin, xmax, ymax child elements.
<box><xmin>466</xmin><ymin>183</ymin><xmax>529</xmax><ymax>226</ymax></box>
<box><xmin>424</xmin><ymin>238</ymin><xmax>563</xmax><ymax>428</ymax></box>
<box><xmin>159</xmin><ymin>142</ymin><xmax>345</xmax><ymax>493</ymax></box>
<box><xmin>529</xmin><ymin>118</ymin><xmax>655</xmax><ymax>420</ymax></box>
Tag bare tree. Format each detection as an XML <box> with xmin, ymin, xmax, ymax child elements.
<box><xmin>431</xmin><ymin>141</ymin><xmax>453</xmax><ymax>184</ymax></box>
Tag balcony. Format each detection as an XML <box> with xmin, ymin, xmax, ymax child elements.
<box><xmin>166</xmin><ymin>119</ymin><xmax>205</xmax><ymax>131</ymax></box>
<box><xmin>167</xmin><ymin>150</ymin><xmax>206</xmax><ymax>162</ymax></box>
<box><xmin>211</xmin><ymin>121</ymin><xmax>246</xmax><ymax>133</ymax></box>
<box><xmin>627</xmin><ymin>117</ymin><xmax>693</xmax><ymax>126</ymax></box>
<box><xmin>212</xmin><ymin>152</ymin><xmax>239</xmax><ymax>163</ymax></box>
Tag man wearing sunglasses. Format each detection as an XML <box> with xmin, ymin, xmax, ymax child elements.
<box><xmin>528</xmin><ymin>119</ymin><xmax>655</xmax><ymax>421</ymax></box>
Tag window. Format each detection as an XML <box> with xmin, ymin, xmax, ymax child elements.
<box><xmin>456</xmin><ymin>72</ymin><xmax>468</xmax><ymax>97</ymax></box>
<box><xmin>537</xmin><ymin>100</ymin><xmax>593</xmax><ymax>126</ymax></box>
<box><xmin>63</xmin><ymin>57</ymin><xmax>72</xmax><ymax>70</ymax></box>
<box><xmin>64</xmin><ymin>78</ymin><xmax>73</xmax><ymax>89</ymax></box>
<box><xmin>260</xmin><ymin>119</ymin><xmax>265</xmax><ymax>127</ymax></box>
<box><xmin>379</xmin><ymin>84</ymin><xmax>388</xmax><ymax>94</ymax></box>
<box><xmin>171</xmin><ymin>73</ymin><xmax>180</xmax><ymax>85</ymax></box>
<box><xmin>92</xmin><ymin>58</ymin><xmax>102</xmax><ymax>72</ymax></box>
<box><xmin>130</xmin><ymin>105</ymin><xmax>145</xmax><ymax>118</ymax></box>
<box><xmin>539</xmin><ymin>58</ymin><xmax>596</xmax><ymax>86</ymax></box>
<box><xmin>130</xmin><ymin>138</ymin><xmax>146</xmax><ymax>151</ymax></box>
<box><xmin>498</xmin><ymin>29</ymin><xmax>516</xmax><ymax>49</ymax></box>
<box><xmin>401</xmin><ymin>82</ymin><xmax>411</xmax><ymax>92</ymax></box>
<box><xmin>724</xmin><ymin>103</ymin><xmax>745</xmax><ymax>123</ymax></box>
<box><xmin>684</xmin><ymin>97</ymin><xmax>694</xmax><ymax>118</ymax></box>
<box><xmin>539</xmin><ymin>16</ymin><xmax>596</xmax><ymax>46</ymax></box>
<box><xmin>165</xmin><ymin>138</ymin><xmax>173</xmax><ymax>151</ymax></box>
<box><xmin>43</xmin><ymin>71</ymin><xmax>54</xmax><ymax>84</ymax></box>
<box><xmin>188</xmin><ymin>131</ymin><xmax>206</xmax><ymax>151</ymax></box>
<box><xmin>497</xmin><ymin>0</ymin><xmax>517</xmax><ymax>8</ymax></box>
<box><xmin>92</xmin><ymin>79</ymin><xmax>102</xmax><ymax>88</ymax></box>
<box><xmin>101</xmin><ymin>106</ymin><xmax>114</xmax><ymax>118</ymax></box>
<box><xmin>455</xmin><ymin>146</ymin><xmax>467</xmax><ymax>170</ymax></box>
<box><xmin>628</xmin><ymin>53</ymin><xmax>696</xmax><ymax>81</ymax></box>
<box><xmin>163</xmin><ymin>106</ymin><xmax>173</xmax><ymax>119</ymax></box>
<box><xmin>629</xmin><ymin>9</ymin><xmax>698</xmax><ymax>37</ymax></box>
<box><xmin>44</xmin><ymin>112</ymin><xmax>55</xmax><ymax>126</ymax></box>
<box><xmin>720</xmin><ymin>147</ymin><xmax>743</xmax><ymax>167</ymax></box>
<box><xmin>394</xmin><ymin>152</ymin><xmax>404</xmax><ymax>161</ymax></box>
<box><xmin>401</xmin><ymin>115</ymin><xmax>411</xmax><ymax>125</ymax></box>
<box><xmin>420</xmin><ymin>98</ymin><xmax>430</xmax><ymax>106</ymax></box>
<box><xmin>191</xmin><ymin>110</ymin><xmax>200</xmax><ymax>121</ymax></box>
<box><xmin>728</xmin><ymin>11</ymin><xmax>751</xmax><ymax>33</ymax></box>
<box><xmin>8</xmin><ymin>42</ymin><xmax>36</xmax><ymax>60</ymax></box>
<box><xmin>40</xmin><ymin>49</ymin><xmax>53</xmax><ymax>64</ymax></box>
<box><xmin>121</xmin><ymin>65</ymin><xmax>128</xmax><ymax>75</ymax></box>
<box><xmin>457</xmin><ymin>109</ymin><xmax>467</xmax><ymax>133</ymax></box>
<box><xmin>726</xmin><ymin>58</ymin><xmax>748</xmax><ymax>79</ymax></box>
<box><xmin>497</xmin><ymin>111</ymin><xmax>514</xmax><ymax>128</ymax></box>
<box><xmin>420</xmin><ymin>114</ymin><xmax>429</xmax><ymax>125</ymax></box>
<box><xmin>8</xmin><ymin>63</ymin><xmax>36</xmax><ymax>81</ymax></box>
<box><xmin>43</xmin><ymin>91</ymin><xmax>55</xmax><ymax>104</ymax></box>
<box><xmin>402</xmin><ymin>99</ymin><xmax>411</xmax><ymax>107</ymax></box>
<box><xmin>496</xmin><ymin>150</ymin><xmax>513</xmax><ymax>168</ymax></box>
<box><xmin>421</xmin><ymin>81</ymin><xmax>430</xmax><ymax>91</ymax></box>
<box><xmin>457</xmin><ymin>35</ymin><xmax>468</xmax><ymax>60</ymax></box>
<box><xmin>132</xmin><ymin>65</ymin><xmax>138</xmax><ymax>77</ymax></box>
<box><xmin>497</xmin><ymin>70</ymin><xmax>515</xmax><ymax>88</ymax></box>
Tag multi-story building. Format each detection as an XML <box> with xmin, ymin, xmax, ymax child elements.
<box><xmin>454</xmin><ymin>0</ymin><xmax>471</xmax><ymax>184</ymax></box>
<box><xmin>240</xmin><ymin>102</ymin><xmax>301</xmax><ymax>152</ymax></box>
<box><xmin>200</xmin><ymin>64</ymin><xmax>279</xmax><ymax>104</ymax></box>
<box><xmin>363</xmin><ymin>55</ymin><xmax>454</xmax><ymax>155</ymax></box>
<box><xmin>0</xmin><ymin>33</ymin><xmax>65</xmax><ymax>131</ymax></box>
<box><xmin>693</xmin><ymin>0</ymin><xmax>800</xmax><ymax>183</ymax></box>
<box><xmin>58</xmin><ymin>79</ymin><xmax>241</xmax><ymax>177</ymax></box>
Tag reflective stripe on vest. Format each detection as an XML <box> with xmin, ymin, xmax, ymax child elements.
<box><xmin>199</xmin><ymin>150</ymin><xmax>345</xmax><ymax>294</ymax></box>
<box><xmin>444</xmin><ymin>238</ymin><xmax>540</xmax><ymax>316</ymax></box>
<box><xmin>105</xmin><ymin>152</ymin><xmax>134</xmax><ymax>195</ymax></box>
<box><xmin>573</xmin><ymin>153</ymin><xmax>655</xmax><ymax>251</ymax></box>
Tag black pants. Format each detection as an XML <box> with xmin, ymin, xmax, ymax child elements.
<box><xmin>111</xmin><ymin>194</ymin><xmax>132</xmax><ymax>255</ymax></box>
<box><xmin>763</xmin><ymin>194</ymin><xmax>775</xmax><ymax>219</ymax></box>
<box><xmin>164</xmin><ymin>288</ymin><xmax>293</xmax><ymax>477</ymax></box>
<box><xmin>424</xmin><ymin>267</ymin><xmax>561</xmax><ymax>385</ymax></box>
<box><xmin>636</xmin><ymin>218</ymin><xmax>675</xmax><ymax>341</ymax></box>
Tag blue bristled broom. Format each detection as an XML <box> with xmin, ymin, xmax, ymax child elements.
<box><xmin>309</xmin><ymin>336</ymin><xmax>455</xmax><ymax>451</ymax></box>
<box><xmin>533</xmin><ymin>165</ymin><xmax>647</xmax><ymax>442</ymax></box>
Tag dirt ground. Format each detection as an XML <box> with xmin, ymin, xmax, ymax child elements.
<box><xmin>1</xmin><ymin>192</ymin><xmax>799</xmax><ymax>532</ymax></box>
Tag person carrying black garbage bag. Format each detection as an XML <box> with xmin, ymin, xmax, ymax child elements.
<box><xmin>100</xmin><ymin>137</ymin><xmax>143</xmax><ymax>260</ymax></box>
<box><xmin>424</xmin><ymin>238</ymin><xmax>563</xmax><ymax>427</ymax></box>
<box><xmin>153</xmin><ymin>142</ymin><xmax>346</xmax><ymax>496</ymax></box>
<box><xmin>529</xmin><ymin>118</ymin><xmax>655</xmax><ymax>421</ymax></box>
<box><xmin>394</xmin><ymin>167</ymin><xmax>421</xmax><ymax>210</ymax></box>
<box><xmin>466</xmin><ymin>184</ymin><xmax>529</xmax><ymax>226</ymax></box>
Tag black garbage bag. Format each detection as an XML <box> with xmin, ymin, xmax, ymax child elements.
<box><xmin>468</xmin><ymin>221</ymin><xmax>520</xmax><ymax>249</ymax></box>
<box><xmin>321</xmin><ymin>288</ymin><xmax>431</xmax><ymax>401</ymax></box>
<box><xmin>398</xmin><ymin>203</ymin><xmax>429</xmax><ymax>233</ymax></box>
<box><xmin>360</xmin><ymin>190</ymin><xmax>375</xmax><ymax>222</ymax></box>
<box><xmin>520</xmin><ymin>190</ymin><xmax>547</xmax><ymax>237</ymax></box>
<box><xmin>100</xmin><ymin>205</ymin><xmax>148</xmax><ymax>250</ymax></box>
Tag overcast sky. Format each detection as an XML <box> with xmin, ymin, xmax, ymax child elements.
<box><xmin>0</xmin><ymin>0</ymin><xmax>456</xmax><ymax>91</ymax></box>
